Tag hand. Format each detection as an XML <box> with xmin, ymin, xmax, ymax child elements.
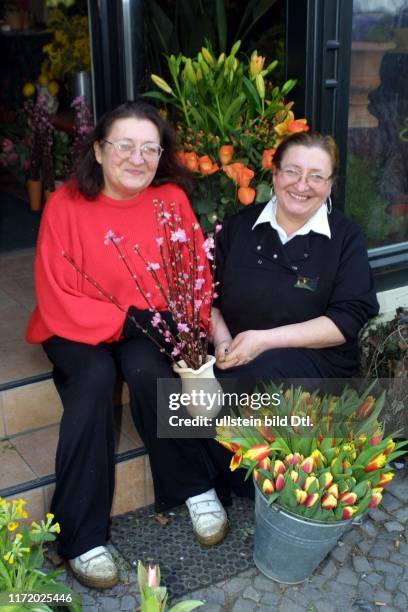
<box><xmin>219</xmin><ymin>330</ymin><xmax>266</xmax><ymax>369</ymax></box>
<box><xmin>215</xmin><ymin>340</ymin><xmax>231</xmax><ymax>365</ymax></box>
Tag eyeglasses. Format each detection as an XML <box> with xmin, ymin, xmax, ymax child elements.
<box><xmin>278</xmin><ymin>167</ymin><xmax>332</xmax><ymax>187</ymax></box>
<box><xmin>102</xmin><ymin>139</ymin><xmax>164</xmax><ymax>161</ymax></box>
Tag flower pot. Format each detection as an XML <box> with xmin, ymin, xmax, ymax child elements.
<box><xmin>26</xmin><ymin>179</ymin><xmax>43</xmax><ymax>212</ymax></box>
<box><xmin>253</xmin><ymin>482</ymin><xmax>357</xmax><ymax>584</ymax></box>
<box><xmin>172</xmin><ymin>355</ymin><xmax>223</xmax><ymax>418</ymax></box>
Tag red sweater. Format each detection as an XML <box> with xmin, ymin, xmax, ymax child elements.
<box><xmin>26</xmin><ymin>182</ymin><xmax>209</xmax><ymax>345</ymax></box>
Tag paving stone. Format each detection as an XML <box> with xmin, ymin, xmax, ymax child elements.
<box><xmin>350</xmin><ymin>598</ymin><xmax>376</xmax><ymax>612</ymax></box>
<box><xmin>330</xmin><ymin>580</ymin><xmax>356</xmax><ymax>596</ymax></box>
<box><xmin>253</xmin><ymin>574</ymin><xmax>281</xmax><ymax>593</ymax></box>
<box><xmin>357</xmin><ymin>540</ymin><xmax>372</xmax><ymax>555</ymax></box>
<box><xmin>242</xmin><ymin>586</ymin><xmax>261</xmax><ymax>603</ymax></box>
<box><xmin>205</xmin><ymin>587</ymin><xmax>226</xmax><ymax>606</ymax></box>
<box><xmin>98</xmin><ymin>596</ymin><xmax>121</xmax><ymax>610</ymax></box>
<box><xmin>120</xmin><ymin>595</ymin><xmax>137</xmax><ymax>610</ymax></box>
<box><xmin>389</xmin><ymin>552</ymin><xmax>408</xmax><ymax>565</ymax></box>
<box><xmin>358</xmin><ymin>580</ymin><xmax>378</xmax><ymax>600</ymax></box>
<box><xmin>373</xmin><ymin>559</ymin><xmax>403</xmax><ymax>575</ymax></box>
<box><xmin>387</xmin><ymin>479</ymin><xmax>408</xmax><ymax>504</ymax></box>
<box><xmin>331</xmin><ymin>543</ymin><xmax>351</xmax><ymax>563</ymax></box>
<box><xmin>79</xmin><ymin>594</ymin><xmax>97</xmax><ymax>606</ymax></box>
<box><xmin>393</xmin><ymin>507</ymin><xmax>408</xmax><ymax>523</ymax></box>
<box><xmin>368</xmin><ymin>508</ymin><xmax>390</xmax><ymax>522</ymax></box>
<box><xmin>385</xmin><ymin>573</ymin><xmax>401</xmax><ymax>592</ymax></box>
<box><xmin>365</xmin><ymin>572</ymin><xmax>383</xmax><ymax>586</ymax></box>
<box><xmin>260</xmin><ymin>591</ymin><xmax>280</xmax><ymax>607</ymax></box>
<box><xmin>372</xmin><ymin>588</ymin><xmax>393</xmax><ymax>604</ymax></box>
<box><xmin>384</xmin><ymin>521</ymin><xmax>405</xmax><ymax>533</ymax></box>
<box><xmin>337</xmin><ymin>567</ymin><xmax>359</xmax><ymax>586</ymax></box>
<box><xmin>314</xmin><ymin>601</ymin><xmax>335</xmax><ymax>612</ymax></box>
<box><xmin>394</xmin><ymin>592</ymin><xmax>407</xmax><ymax>610</ymax></box>
<box><xmin>231</xmin><ymin>599</ymin><xmax>257</xmax><ymax>612</ymax></box>
<box><xmin>278</xmin><ymin>600</ymin><xmax>305</xmax><ymax>612</ymax></box>
<box><xmin>368</xmin><ymin>540</ymin><xmax>394</xmax><ymax>559</ymax></box>
<box><xmin>359</xmin><ymin>520</ymin><xmax>378</xmax><ymax>539</ymax></box>
<box><xmin>352</xmin><ymin>556</ymin><xmax>372</xmax><ymax>573</ymax></box>
<box><xmin>321</xmin><ymin>559</ymin><xmax>337</xmax><ymax>578</ymax></box>
<box><xmin>223</xmin><ymin>577</ymin><xmax>251</xmax><ymax>595</ymax></box>
<box><xmin>399</xmin><ymin>580</ymin><xmax>408</xmax><ymax>595</ymax></box>
<box><xmin>200</xmin><ymin>605</ymin><xmax>223</xmax><ymax>612</ymax></box>
<box><xmin>381</xmin><ymin>494</ymin><xmax>403</xmax><ymax>513</ymax></box>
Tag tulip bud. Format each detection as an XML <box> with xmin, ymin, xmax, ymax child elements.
<box><xmin>369</xmin><ymin>430</ymin><xmax>383</xmax><ymax>446</ymax></box>
<box><xmin>146</xmin><ymin>565</ymin><xmax>159</xmax><ymax>588</ymax></box>
<box><xmin>255</xmin><ymin>74</ymin><xmax>265</xmax><ymax>99</ymax></box>
<box><xmin>300</xmin><ymin>457</ymin><xmax>314</xmax><ymax>474</ymax></box>
<box><xmin>229</xmin><ymin>449</ymin><xmax>243</xmax><ymax>472</ymax></box>
<box><xmin>364</xmin><ymin>453</ymin><xmax>387</xmax><ymax>473</ymax></box>
<box><xmin>319</xmin><ymin>472</ymin><xmax>334</xmax><ymax>490</ymax></box>
<box><xmin>321</xmin><ymin>493</ymin><xmax>338</xmax><ymax>510</ymax></box>
<box><xmin>262</xmin><ymin>478</ymin><xmax>275</xmax><ymax>495</ymax></box>
<box><xmin>304</xmin><ymin>493</ymin><xmax>319</xmax><ymax>508</ymax></box>
<box><xmin>218</xmin><ymin>440</ymin><xmax>240</xmax><ymax>453</ymax></box>
<box><xmin>378</xmin><ymin>472</ymin><xmax>394</xmax><ymax>487</ymax></box>
<box><xmin>253</xmin><ymin>468</ymin><xmax>260</xmax><ymax>483</ymax></box>
<box><xmin>285</xmin><ymin>453</ymin><xmax>301</xmax><ymax>466</ymax></box>
<box><xmin>295</xmin><ymin>489</ymin><xmax>307</xmax><ymax>505</ymax></box>
<box><xmin>356</xmin><ymin>395</ymin><xmax>375</xmax><ymax>418</ymax></box>
<box><xmin>151</xmin><ymin>74</ymin><xmax>173</xmax><ymax>95</ymax></box>
<box><xmin>289</xmin><ymin>470</ymin><xmax>299</xmax><ymax>483</ymax></box>
<box><xmin>342</xmin><ymin>506</ymin><xmax>358</xmax><ymax>520</ymax></box>
<box><xmin>244</xmin><ymin>444</ymin><xmax>270</xmax><ymax>462</ymax></box>
<box><xmin>258</xmin><ymin>456</ymin><xmax>271</xmax><ymax>471</ymax></box>
<box><xmin>339</xmin><ymin>491</ymin><xmax>357</xmax><ymax>505</ymax></box>
<box><xmin>327</xmin><ymin>484</ymin><xmax>339</xmax><ymax>499</ymax></box>
<box><xmin>275</xmin><ymin>474</ymin><xmax>285</xmax><ymax>492</ymax></box>
<box><xmin>201</xmin><ymin>47</ymin><xmax>214</xmax><ymax>66</ymax></box>
<box><xmin>273</xmin><ymin>460</ymin><xmax>286</xmax><ymax>477</ymax></box>
<box><xmin>304</xmin><ymin>476</ymin><xmax>319</xmax><ymax>493</ymax></box>
<box><xmin>311</xmin><ymin>449</ymin><xmax>326</xmax><ymax>468</ymax></box>
<box><xmin>384</xmin><ymin>440</ymin><xmax>396</xmax><ymax>455</ymax></box>
<box><xmin>368</xmin><ymin>487</ymin><xmax>383</xmax><ymax>508</ymax></box>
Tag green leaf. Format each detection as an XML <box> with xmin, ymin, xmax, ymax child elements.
<box><xmin>192</xmin><ymin>198</ymin><xmax>217</xmax><ymax>214</ymax></box>
<box><xmin>215</xmin><ymin>0</ymin><xmax>227</xmax><ymax>52</ymax></box>
<box><xmin>169</xmin><ymin>601</ymin><xmax>204</xmax><ymax>612</ymax></box>
<box><xmin>224</xmin><ymin>93</ymin><xmax>246</xmax><ymax>126</ymax></box>
<box><xmin>255</xmin><ymin>182</ymin><xmax>272</xmax><ymax>203</ymax></box>
<box><xmin>142</xmin><ymin>91</ymin><xmax>173</xmax><ymax>105</ymax></box>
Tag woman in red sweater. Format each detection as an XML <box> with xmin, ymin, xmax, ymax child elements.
<box><xmin>26</xmin><ymin>101</ymin><xmax>229</xmax><ymax>588</ymax></box>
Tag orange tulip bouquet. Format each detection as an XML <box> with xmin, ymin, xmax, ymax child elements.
<box><xmin>147</xmin><ymin>41</ymin><xmax>309</xmax><ymax>230</ymax></box>
<box><xmin>215</xmin><ymin>382</ymin><xmax>407</xmax><ymax>522</ymax></box>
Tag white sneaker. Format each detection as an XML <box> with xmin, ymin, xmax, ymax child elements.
<box><xmin>186</xmin><ymin>489</ymin><xmax>229</xmax><ymax>545</ymax></box>
<box><xmin>69</xmin><ymin>546</ymin><xmax>118</xmax><ymax>589</ymax></box>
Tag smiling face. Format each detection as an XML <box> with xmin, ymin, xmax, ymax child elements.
<box><xmin>272</xmin><ymin>145</ymin><xmax>333</xmax><ymax>231</ymax></box>
<box><xmin>93</xmin><ymin>117</ymin><xmax>161</xmax><ymax>199</ymax></box>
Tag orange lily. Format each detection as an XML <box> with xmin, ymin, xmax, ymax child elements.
<box><xmin>218</xmin><ymin>145</ymin><xmax>234</xmax><ymax>165</ymax></box>
<box><xmin>287</xmin><ymin>119</ymin><xmax>309</xmax><ymax>133</ymax></box>
<box><xmin>261</xmin><ymin>148</ymin><xmax>276</xmax><ymax>170</ymax></box>
<box><xmin>249</xmin><ymin>50</ymin><xmax>266</xmax><ymax>76</ymax></box>
<box><xmin>237</xmin><ymin>186</ymin><xmax>256</xmax><ymax>205</ymax></box>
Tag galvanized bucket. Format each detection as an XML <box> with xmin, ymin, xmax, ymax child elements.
<box><xmin>253</xmin><ymin>483</ymin><xmax>356</xmax><ymax>584</ymax></box>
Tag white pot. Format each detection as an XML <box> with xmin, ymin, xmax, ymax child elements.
<box><xmin>172</xmin><ymin>355</ymin><xmax>223</xmax><ymax>418</ymax></box>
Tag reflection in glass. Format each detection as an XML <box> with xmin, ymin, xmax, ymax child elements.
<box><xmin>346</xmin><ymin>0</ymin><xmax>408</xmax><ymax>248</ymax></box>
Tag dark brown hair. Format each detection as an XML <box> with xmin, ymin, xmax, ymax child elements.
<box><xmin>273</xmin><ymin>131</ymin><xmax>339</xmax><ymax>179</ymax></box>
<box><xmin>73</xmin><ymin>99</ymin><xmax>193</xmax><ymax>198</ymax></box>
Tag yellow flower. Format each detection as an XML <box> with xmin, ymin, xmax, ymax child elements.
<box><xmin>7</xmin><ymin>521</ymin><xmax>19</xmax><ymax>532</ymax></box>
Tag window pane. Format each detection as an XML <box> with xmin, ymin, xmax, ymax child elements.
<box><xmin>346</xmin><ymin>0</ymin><xmax>408</xmax><ymax>249</ymax></box>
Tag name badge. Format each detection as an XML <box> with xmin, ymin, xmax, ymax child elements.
<box><xmin>293</xmin><ymin>275</ymin><xmax>319</xmax><ymax>292</ymax></box>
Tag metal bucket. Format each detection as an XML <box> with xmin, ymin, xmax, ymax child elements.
<box><xmin>67</xmin><ymin>70</ymin><xmax>93</xmax><ymax>110</ymax></box>
<box><xmin>253</xmin><ymin>483</ymin><xmax>354</xmax><ymax>584</ymax></box>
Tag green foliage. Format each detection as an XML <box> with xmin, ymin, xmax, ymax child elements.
<box><xmin>345</xmin><ymin>154</ymin><xmax>401</xmax><ymax>247</ymax></box>
<box><xmin>137</xmin><ymin>560</ymin><xmax>203</xmax><ymax>612</ymax></box>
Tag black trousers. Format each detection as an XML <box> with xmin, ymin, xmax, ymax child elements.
<box><xmin>43</xmin><ymin>335</ymin><xmax>251</xmax><ymax>558</ymax></box>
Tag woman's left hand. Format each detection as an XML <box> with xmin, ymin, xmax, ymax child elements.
<box><xmin>217</xmin><ymin>330</ymin><xmax>265</xmax><ymax>369</ymax></box>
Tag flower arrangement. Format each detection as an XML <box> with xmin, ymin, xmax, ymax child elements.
<box><xmin>42</xmin><ymin>8</ymin><xmax>90</xmax><ymax>80</ymax></box>
<box><xmin>137</xmin><ymin>560</ymin><xmax>203</xmax><ymax>611</ymax></box>
<box><xmin>216</xmin><ymin>383</ymin><xmax>408</xmax><ymax>522</ymax></box>
<box><xmin>147</xmin><ymin>41</ymin><xmax>308</xmax><ymax>229</ymax></box>
<box><xmin>24</xmin><ymin>93</ymin><xmax>55</xmax><ymax>190</ymax></box>
<box><xmin>0</xmin><ymin>497</ymin><xmax>80</xmax><ymax>610</ymax></box>
<box><xmin>0</xmin><ymin>132</ymin><xmax>30</xmax><ymax>184</ymax></box>
<box><xmin>64</xmin><ymin>95</ymin><xmax>94</xmax><ymax>175</ymax></box>
<box><xmin>63</xmin><ymin>200</ymin><xmax>218</xmax><ymax>370</ymax></box>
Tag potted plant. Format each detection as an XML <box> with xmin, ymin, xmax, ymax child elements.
<box><xmin>215</xmin><ymin>382</ymin><xmax>407</xmax><ymax>583</ymax></box>
<box><xmin>137</xmin><ymin>561</ymin><xmax>203</xmax><ymax>611</ymax></box>
<box><xmin>146</xmin><ymin>40</ymin><xmax>308</xmax><ymax>231</ymax></box>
